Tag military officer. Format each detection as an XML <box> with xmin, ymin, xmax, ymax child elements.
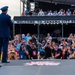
<box><xmin>0</xmin><ymin>6</ymin><xmax>13</xmax><ymax>63</ymax></box>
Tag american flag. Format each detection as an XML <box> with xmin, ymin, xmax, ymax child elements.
<box><xmin>25</xmin><ymin>61</ymin><xmax>60</xmax><ymax>66</ymax></box>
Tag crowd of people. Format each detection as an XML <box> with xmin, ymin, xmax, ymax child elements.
<box><xmin>22</xmin><ymin>8</ymin><xmax>75</xmax><ymax>16</ymax></box>
<box><xmin>0</xmin><ymin>33</ymin><xmax>75</xmax><ymax>60</ymax></box>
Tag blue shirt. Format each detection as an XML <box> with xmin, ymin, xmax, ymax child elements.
<box><xmin>16</xmin><ymin>43</ymin><xmax>21</xmax><ymax>51</ymax></box>
<box><xmin>19</xmin><ymin>50</ymin><xmax>27</xmax><ymax>59</ymax></box>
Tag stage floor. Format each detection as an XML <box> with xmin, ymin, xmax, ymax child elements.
<box><xmin>0</xmin><ymin>59</ymin><xmax>75</xmax><ymax>75</ymax></box>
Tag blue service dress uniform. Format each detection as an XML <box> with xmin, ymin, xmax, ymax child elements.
<box><xmin>0</xmin><ymin>6</ymin><xmax>13</xmax><ymax>62</ymax></box>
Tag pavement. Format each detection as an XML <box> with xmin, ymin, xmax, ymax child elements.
<box><xmin>0</xmin><ymin>59</ymin><xmax>75</xmax><ymax>75</ymax></box>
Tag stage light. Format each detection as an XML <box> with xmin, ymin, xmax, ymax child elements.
<box><xmin>48</xmin><ymin>21</ymin><xmax>50</xmax><ymax>24</ymax></box>
<box><xmin>22</xmin><ymin>21</ymin><xmax>25</xmax><ymax>23</ymax></box>
<box><xmin>51</xmin><ymin>23</ymin><xmax>53</xmax><ymax>24</ymax></box>
<box><xmin>60</xmin><ymin>20</ymin><xmax>62</xmax><ymax>24</ymax></box>
<box><xmin>53</xmin><ymin>23</ymin><xmax>55</xmax><ymax>24</ymax></box>
<box><xmin>14</xmin><ymin>21</ymin><xmax>17</xmax><ymax>24</ymax></box>
<box><xmin>43</xmin><ymin>22</ymin><xmax>45</xmax><ymax>25</ymax></box>
<box><xmin>45</xmin><ymin>21</ymin><xmax>48</xmax><ymax>24</ymax></box>
<box><xmin>57</xmin><ymin>22</ymin><xmax>59</xmax><ymax>24</ymax></box>
<box><xmin>47</xmin><ymin>22</ymin><xmax>49</xmax><ymax>25</ymax></box>
<box><xmin>69</xmin><ymin>20</ymin><xmax>72</xmax><ymax>23</ymax></box>
<box><xmin>73</xmin><ymin>20</ymin><xmax>75</xmax><ymax>23</ymax></box>
<box><xmin>38</xmin><ymin>21</ymin><xmax>41</xmax><ymax>25</ymax></box>
<box><xmin>57</xmin><ymin>20</ymin><xmax>60</xmax><ymax>24</ymax></box>
<box><xmin>34</xmin><ymin>21</ymin><xmax>38</xmax><ymax>24</ymax></box>
<box><xmin>62</xmin><ymin>20</ymin><xmax>65</xmax><ymax>23</ymax></box>
<box><xmin>34</xmin><ymin>23</ymin><xmax>35</xmax><ymax>25</ymax></box>
<box><xmin>25</xmin><ymin>21</ymin><xmax>28</xmax><ymax>23</ymax></box>
<box><xmin>42</xmin><ymin>21</ymin><xmax>45</xmax><ymax>24</ymax></box>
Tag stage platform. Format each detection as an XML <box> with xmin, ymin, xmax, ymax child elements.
<box><xmin>0</xmin><ymin>59</ymin><xmax>75</xmax><ymax>75</ymax></box>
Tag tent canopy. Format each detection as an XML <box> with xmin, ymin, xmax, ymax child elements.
<box><xmin>35</xmin><ymin>0</ymin><xmax>75</xmax><ymax>5</ymax></box>
<box><xmin>14</xmin><ymin>16</ymin><xmax>75</xmax><ymax>24</ymax></box>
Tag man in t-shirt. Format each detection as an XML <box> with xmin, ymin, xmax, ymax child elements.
<box><xmin>30</xmin><ymin>43</ymin><xmax>38</xmax><ymax>59</ymax></box>
<box><xmin>52</xmin><ymin>44</ymin><xmax>61</xmax><ymax>59</ymax></box>
<box><xmin>42</xmin><ymin>42</ymin><xmax>52</xmax><ymax>59</ymax></box>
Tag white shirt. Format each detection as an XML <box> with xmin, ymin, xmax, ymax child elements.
<box><xmin>38</xmin><ymin>10</ymin><xmax>45</xmax><ymax>16</ymax></box>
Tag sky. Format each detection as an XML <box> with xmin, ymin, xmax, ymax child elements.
<box><xmin>0</xmin><ymin>0</ymin><xmax>23</xmax><ymax>19</ymax></box>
